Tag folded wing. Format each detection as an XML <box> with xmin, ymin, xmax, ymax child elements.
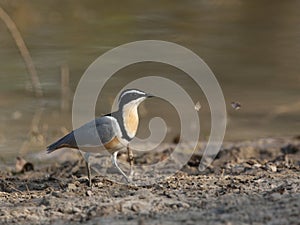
<box><xmin>47</xmin><ymin>116</ymin><xmax>119</xmax><ymax>153</ymax></box>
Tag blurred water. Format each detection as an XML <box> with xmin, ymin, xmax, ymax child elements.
<box><xmin>0</xmin><ymin>0</ymin><xmax>299</xmax><ymax>161</ymax></box>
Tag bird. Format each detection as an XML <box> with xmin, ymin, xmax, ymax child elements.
<box><xmin>47</xmin><ymin>89</ymin><xmax>154</xmax><ymax>186</ymax></box>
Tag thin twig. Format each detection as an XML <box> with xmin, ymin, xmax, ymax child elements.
<box><xmin>0</xmin><ymin>6</ymin><xmax>43</xmax><ymax>97</ymax></box>
<box><xmin>7</xmin><ymin>183</ymin><xmax>23</xmax><ymax>194</ymax></box>
<box><xmin>25</xmin><ymin>183</ymin><xmax>32</xmax><ymax>198</ymax></box>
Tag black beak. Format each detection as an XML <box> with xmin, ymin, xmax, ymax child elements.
<box><xmin>146</xmin><ymin>93</ymin><xmax>155</xmax><ymax>98</ymax></box>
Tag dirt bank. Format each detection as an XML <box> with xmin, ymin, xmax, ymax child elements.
<box><xmin>1</xmin><ymin>137</ymin><xmax>300</xmax><ymax>225</ymax></box>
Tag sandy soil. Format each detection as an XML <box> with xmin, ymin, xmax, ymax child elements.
<box><xmin>0</xmin><ymin>137</ymin><xmax>300</xmax><ymax>225</ymax></box>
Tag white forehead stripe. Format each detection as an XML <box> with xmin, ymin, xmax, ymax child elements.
<box><xmin>119</xmin><ymin>90</ymin><xmax>145</xmax><ymax>100</ymax></box>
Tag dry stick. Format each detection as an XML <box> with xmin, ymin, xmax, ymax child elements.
<box><xmin>0</xmin><ymin>6</ymin><xmax>43</xmax><ymax>97</ymax></box>
<box><xmin>25</xmin><ymin>183</ymin><xmax>32</xmax><ymax>199</ymax></box>
<box><xmin>7</xmin><ymin>183</ymin><xmax>23</xmax><ymax>194</ymax></box>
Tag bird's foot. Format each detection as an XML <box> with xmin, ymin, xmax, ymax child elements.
<box><xmin>121</xmin><ymin>174</ymin><xmax>137</xmax><ymax>186</ymax></box>
<box><xmin>87</xmin><ymin>178</ymin><xmax>92</xmax><ymax>187</ymax></box>
<box><xmin>78</xmin><ymin>176</ymin><xmax>92</xmax><ymax>187</ymax></box>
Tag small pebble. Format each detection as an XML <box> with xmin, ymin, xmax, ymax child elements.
<box><xmin>86</xmin><ymin>190</ymin><xmax>93</xmax><ymax>196</ymax></box>
<box><xmin>267</xmin><ymin>164</ymin><xmax>277</xmax><ymax>172</ymax></box>
<box><xmin>131</xmin><ymin>203</ymin><xmax>140</xmax><ymax>212</ymax></box>
<box><xmin>51</xmin><ymin>191</ymin><xmax>63</xmax><ymax>198</ymax></box>
<box><xmin>67</xmin><ymin>183</ymin><xmax>77</xmax><ymax>192</ymax></box>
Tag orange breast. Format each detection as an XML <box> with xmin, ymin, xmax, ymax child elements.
<box><xmin>104</xmin><ymin>136</ymin><xmax>121</xmax><ymax>150</ymax></box>
<box><xmin>124</xmin><ymin>107</ymin><xmax>139</xmax><ymax>138</ymax></box>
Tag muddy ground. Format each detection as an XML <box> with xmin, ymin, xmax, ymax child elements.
<box><xmin>1</xmin><ymin>137</ymin><xmax>300</xmax><ymax>225</ymax></box>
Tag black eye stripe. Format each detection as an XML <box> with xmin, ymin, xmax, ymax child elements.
<box><xmin>118</xmin><ymin>89</ymin><xmax>147</xmax><ymax>103</ymax></box>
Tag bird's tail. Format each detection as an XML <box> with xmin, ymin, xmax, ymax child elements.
<box><xmin>46</xmin><ymin>131</ymin><xmax>77</xmax><ymax>153</ymax></box>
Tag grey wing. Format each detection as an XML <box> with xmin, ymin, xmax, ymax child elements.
<box><xmin>47</xmin><ymin>116</ymin><xmax>120</xmax><ymax>153</ymax></box>
<box><xmin>74</xmin><ymin>116</ymin><xmax>118</xmax><ymax>148</ymax></box>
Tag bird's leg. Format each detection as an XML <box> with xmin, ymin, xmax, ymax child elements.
<box><xmin>127</xmin><ymin>144</ymin><xmax>134</xmax><ymax>178</ymax></box>
<box><xmin>112</xmin><ymin>151</ymin><xmax>130</xmax><ymax>183</ymax></box>
<box><xmin>85</xmin><ymin>160</ymin><xmax>92</xmax><ymax>187</ymax></box>
<box><xmin>80</xmin><ymin>151</ymin><xmax>92</xmax><ymax>187</ymax></box>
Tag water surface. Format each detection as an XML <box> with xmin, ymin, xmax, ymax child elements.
<box><xmin>0</xmin><ymin>1</ymin><xmax>299</xmax><ymax>161</ymax></box>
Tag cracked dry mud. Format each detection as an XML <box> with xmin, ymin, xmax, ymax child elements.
<box><xmin>0</xmin><ymin>137</ymin><xmax>300</xmax><ymax>225</ymax></box>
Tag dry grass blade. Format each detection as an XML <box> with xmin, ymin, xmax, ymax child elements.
<box><xmin>0</xmin><ymin>6</ymin><xmax>43</xmax><ymax>97</ymax></box>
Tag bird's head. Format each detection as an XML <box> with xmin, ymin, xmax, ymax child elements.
<box><xmin>117</xmin><ymin>89</ymin><xmax>154</xmax><ymax>110</ymax></box>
